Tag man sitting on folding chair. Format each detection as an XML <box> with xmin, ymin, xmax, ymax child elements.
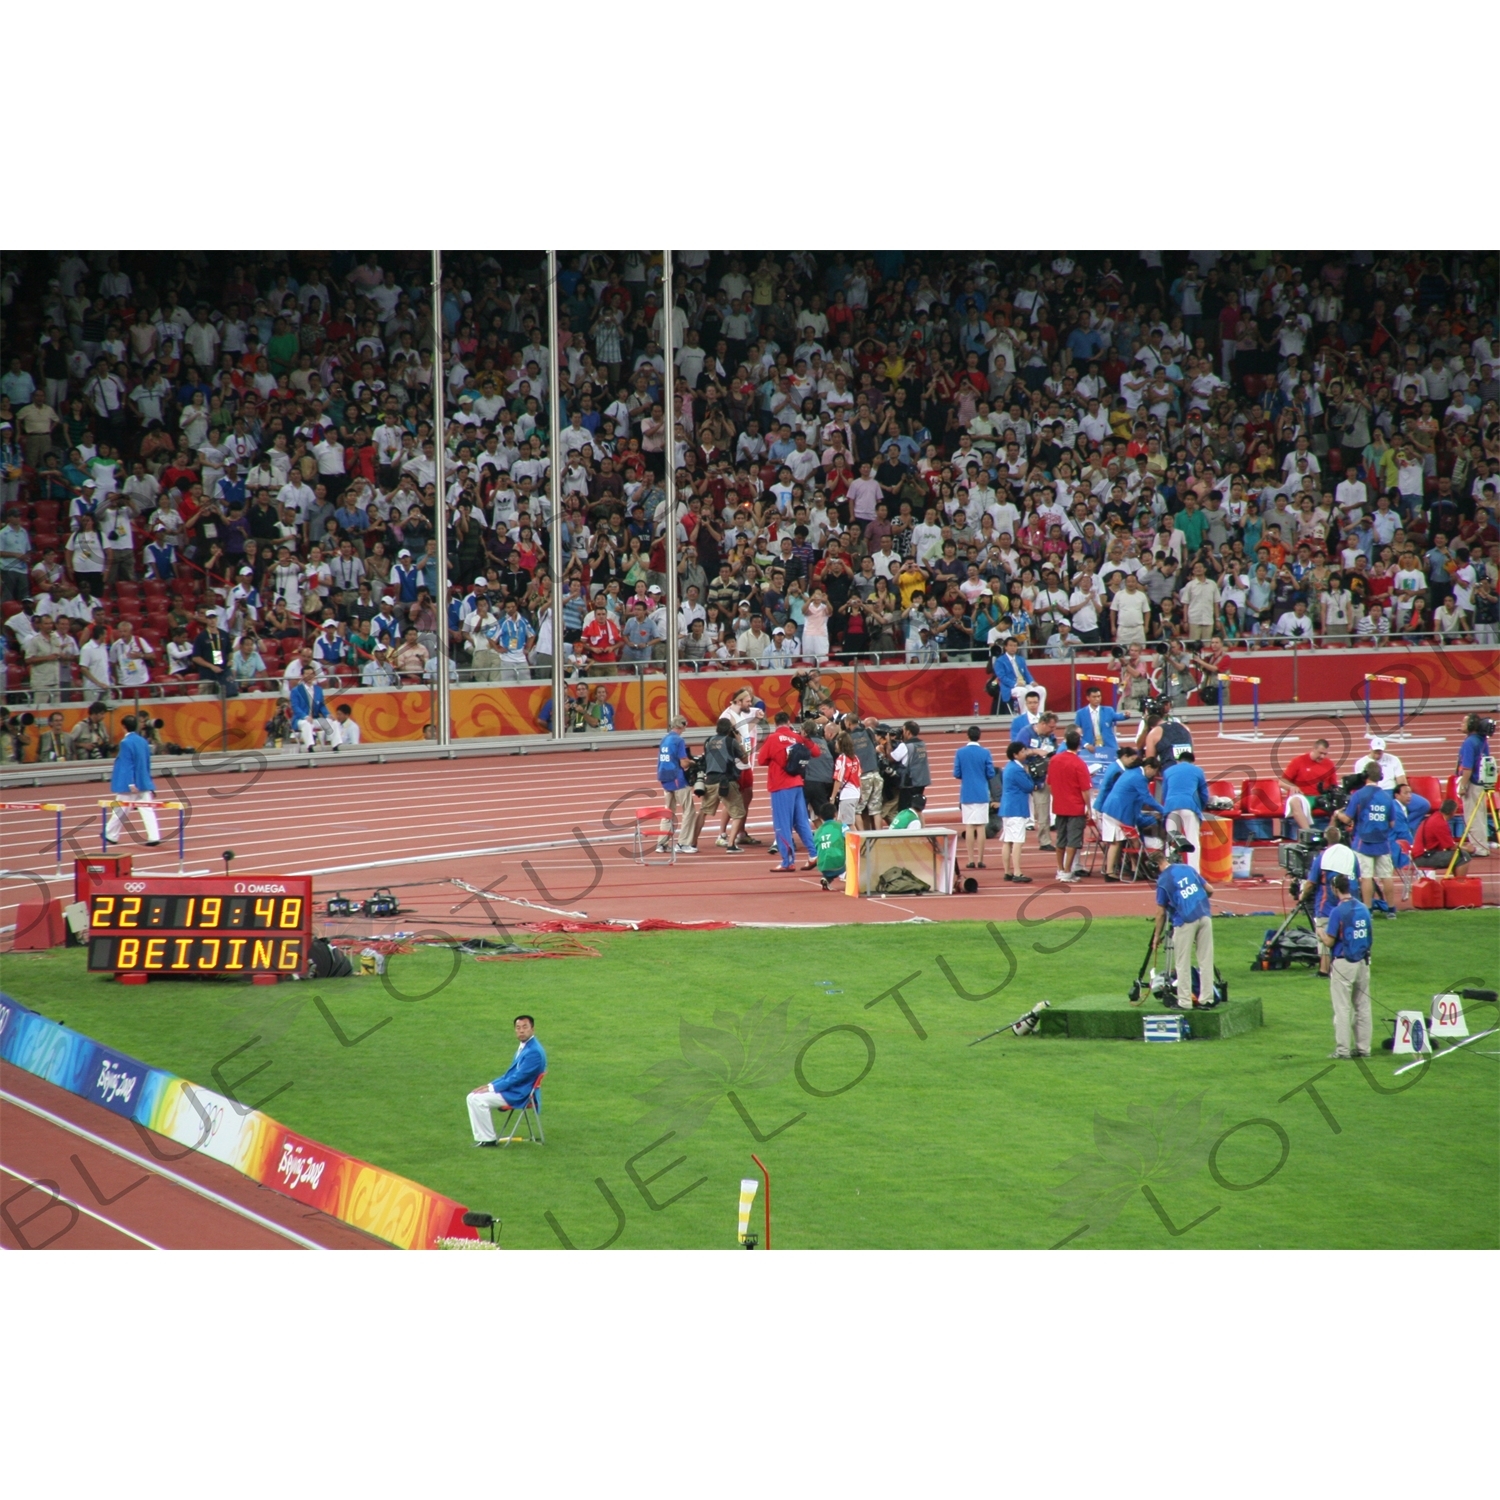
<box><xmin>468</xmin><ymin>1015</ymin><xmax>548</xmax><ymax>1146</ymax></box>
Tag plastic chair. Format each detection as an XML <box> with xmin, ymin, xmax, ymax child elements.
<box><xmin>1406</xmin><ymin>775</ymin><xmax>1443</xmax><ymax>808</ymax></box>
<box><xmin>629</xmin><ymin>804</ymin><xmax>677</xmax><ymax>866</ymax></box>
<box><xmin>496</xmin><ymin>1072</ymin><xmax>546</xmax><ymax>1145</ymax></box>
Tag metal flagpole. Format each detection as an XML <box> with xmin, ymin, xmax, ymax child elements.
<box><xmin>546</xmin><ymin>251</ymin><xmax>566</xmax><ymax>742</ymax></box>
<box><xmin>432</xmin><ymin>250</ymin><xmax>451</xmax><ymax>747</ymax></box>
<box><xmin>662</xmin><ymin>251</ymin><xmax>679</xmax><ymax>725</ymax></box>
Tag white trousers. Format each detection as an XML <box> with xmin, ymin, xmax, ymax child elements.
<box><xmin>468</xmin><ymin>1087</ymin><xmax>519</xmax><ymax>1142</ymax></box>
<box><xmin>106</xmin><ymin>795</ymin><xmax>160</xmax><ymax>844</ymax></box>
<box><xmin>1165</xmin><ymin>810</ymin><xmax>1201</xmax><ymax>871</ymax></box>
<box><xmin>295</xmin><ymin>716</ymin><xmax>341</xmax><ymax>749</ymax></box>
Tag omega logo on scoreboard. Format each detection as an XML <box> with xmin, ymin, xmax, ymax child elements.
<box><xmin>86</xmin><ymin>877</ymin><xmax>314</xmax><ymax>978</ymax></box>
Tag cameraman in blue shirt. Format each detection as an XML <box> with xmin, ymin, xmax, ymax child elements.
<box><xmin>1304</xmin><ymin>826</ymin><xmax>1357</xmax><ymax>976</ymax></box>
<box><xmin>1336</xmin><ymin>762</ymin><xmax>1400</xmax><ymax>917</ymax></box>
<box><xmin>1456</xmin><ymin>713</ymin><xmax>1493</xmax><ymax>856</ymax></box>
<box><xmin>1317</xmin><ymin>875</ymin><xmax>1373</xmax><ymax>1059</ymax></box>
<box><xmin>1151</xmin><ymin>857</ymin><xmax>1215</xmax><ymax>1008</ymax></box>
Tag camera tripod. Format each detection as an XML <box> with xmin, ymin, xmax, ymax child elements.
<box><xmin>1254</xmin><ymin>887</ymin><xmax>1322</xmax><ymax>970</ymax></box>
<box><xmin>1447</xmin><ymin>784</ymin><xmax>1497</xmax><ymax>875</ymax></box>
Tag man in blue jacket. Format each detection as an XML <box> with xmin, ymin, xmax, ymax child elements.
<box><xmin>991</xmin><ymin>636</ymin><xmax>1042</xmax><ymax>715</ymax></box>
<box><xmin>290</xmin><ymin>673</ymin><xmax>338</xmax><ymax>751</ymax></box>
<box><xmin>104</xmin><ymin>714</ymin><xmax>161</xmax><ymax>846</ymax></box>
<box><xmin>998</xmin><ymin>741</ymin><xmax>1040</xmax><ymax>882</ymax></box>
<box><xmin>1152</xmin><ymin>858</ymin><xmax>1215</xmax><ymax>1008</ymax></box>
<box><xmin>953</xmin><ymin>725</ymin><xmax>996</xmax><ymax>869</ymax></box>
<box><xmin>1095</xmin><ymin>746</ymin><xmax>1141</xmax><ymax>880</ymax></box>
<box><xmin>1074</xmin><ymin>684</ymin><xmax>1120</xmax><ymax>767</ymax></box>
<box><xmin>1101</xmin><ymin>753</ymin><xmax>1165</xmax><ymax>879</ymax></box>
<box><xmin>468</xmin><ymin>1015</ymin><xmax>547</xmax><ymax>1145</ymax></box>
<box><xmin>1160</xmin><ymin>746</ymin><xmax>1210</xmax><ymax>872</ymax></box>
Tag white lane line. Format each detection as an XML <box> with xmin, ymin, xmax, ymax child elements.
<box><xmin>0</xmin><ymin>1089</ymin><xmax>327</xmax><ymax>1250</ymax></box>
<box><xmin>0</xmin><ymin>1162</ymin><xmax>165</xmax><ymax>1249</ymax></box>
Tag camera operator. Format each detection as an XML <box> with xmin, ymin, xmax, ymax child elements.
<box><xmin>701</xmin><ymin>715</ymin><xmax>749</xmax><ymax>854</ymax></box>
<box><xmin>67</xmin><ymin>701</ymin><xmax>113</xmax><ymax>760</ymax></box>
<box><xmin>892</xmin><ymin>720</ymin><xmax>932</xmax><ymax>816</ymax></box>
<box><xmin>1303</xmin><ymin>826</ymin><xmax>1357</xmax><ymax>976</ymax></box>
<box><xmin>1151</xmin><ymin>844</ymin><xmax>1215</xmax><ymax>1010</ymax></box>
<box><xmin>1009</xmin><ymin>706</ymin><xmax>1058</xmax><ymax>850</ymax></box>
<box><xmin>1456</xmin><ymin>713</ymin><xmax>1494</xmax><ymax>856</ymax></box>
<box><xmin>1317</xmin><ymin>874</ymin><xmax>1374</xmax><ymax>1060</ymax></box>
<box><xmin>1335</xmin><ymin>763</ymin><xmax>1400</xmax><ymax>917</ymax></box>
<box><xmin>802</xmin><ymin>715</ymin><xmax>838</xmax><ymax>820</ymax></box>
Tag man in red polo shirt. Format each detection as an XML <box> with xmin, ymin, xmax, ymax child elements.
<box><xmin>1046</xmin><ymin>727</ymin><xmax>1095</xmax><ymax>883</ymax></box>
<box><xmin>579</xmin><ymin>595</ymin><xmax>622</xmax><ymax>676</ymax></box>
<box><xmin>1281</xmin><ymin>737</ymin><xmax>1340</xmax><ymax>830</ymax></box>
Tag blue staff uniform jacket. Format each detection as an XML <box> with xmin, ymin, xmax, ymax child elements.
<box><xmin>290</xmin><ymin>679</ymin><xmax>329</xmax><ymax>727</ymax></box>
<box><xmin>110</xmin><ymin>731</ymin><xmax>155</xmax><ymax>794</ymax></box>
<box><xmin>993</xmin><ymin>653</ymin><xmax>1035</xmax><ymax>703</ymax></box>
<box><xmin>998</xmin><ymin>759</ymin><xmax>1035</xmax><ymax>818</ymax></box>
<box><xmin>1074</xmin><ymin>703</ymin><xmax>1120</xmax><ymax>755</ymax></box>
<box><xmin>1101</xmin><ymin>766</ymin><xmax>1165</xmax><ymax>832</ymax></box>
<box><xmin>953</xmin><ymin>741</ymin><xmax>996</xmax><ymax>804</ymax></box>
<box><xmin>1160</xmin><ymin>760</ymin><xmax>1210</xmax><ymax>816</ymax></box>
<box><xmin>491</xmin><ymin>1035</ymin><xmax>547</xmax><ymax>1107</ymax></box>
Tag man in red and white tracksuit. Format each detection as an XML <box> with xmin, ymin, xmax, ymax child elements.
<box><xmin>757</xmin><ymin>711</ymin><xmax>820</xmax><ymax>872</ymax></box>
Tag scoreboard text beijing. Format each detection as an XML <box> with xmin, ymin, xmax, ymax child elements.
<box><xmin>87</xmin><ymin>876</ymin><xmax>314</xmax><ymax>978</ymax></box>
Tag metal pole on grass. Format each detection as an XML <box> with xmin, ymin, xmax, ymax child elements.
<box><xmin>662</xmin><ymin>251</ymin><xmax>680</xmax><ymax>727</ymax></box>
<box><xmin>546</xmin><ymin>250</ymin><xmax>566</xmax><ymax>743</ymax></box>
<box><xmin>432</xmin><ymin>250</ymin><xmax>451</xmax><ymax>748</ymax></box>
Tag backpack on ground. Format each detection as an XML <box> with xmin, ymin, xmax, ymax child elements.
<box><xmin>876</xmin><ymin>866</ymin><xmax>931</xmax><ymax>895</ymax></box>
<box><xmin>308</xmin><ymin>937</ymin><xmax>355</xmax><ymax>979</ymax></box>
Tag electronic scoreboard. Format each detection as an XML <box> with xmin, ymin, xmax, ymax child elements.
<box><xmin>87</xmin><ymin>875</ymin><xmax>314</xmax><ymax>982</ymax></box>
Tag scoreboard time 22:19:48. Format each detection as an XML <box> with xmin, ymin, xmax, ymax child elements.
<box><xmin>86</xmin><ymin>876</ymin><xmax>314</xmax><ymax>980</ymax></box>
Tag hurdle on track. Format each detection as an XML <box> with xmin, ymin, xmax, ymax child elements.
<box><xmin>0</xmin><ymin>802</ymin><xmax>67</xmax><ymax>874</ymax></box>
<box><xmin>1075</xmin><ymin>673</ymin><xmax>1120</xmax><ymax>710</ymax></box>
<box><xmin>98</xmin><ymin>798</ymin><xmax>188</xmax><ymax>873</ymax></box>
<box><xmin>1362</xmin><ymin>673</ymin><xmax>1445</xmax><ymax>743</ymax></box>
<box><xmin>1215</xmin><ymin>674</ymin><xmax>1297</xmax><ymax>743</ymax></box>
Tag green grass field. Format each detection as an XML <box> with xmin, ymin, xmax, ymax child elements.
<box><xmin>6</xmin><ymin>911</ymin><xmax>1498</xmax><ymax>1249</ymax></box>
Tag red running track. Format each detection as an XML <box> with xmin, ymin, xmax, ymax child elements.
<box><xmin>0</xmin><ymin>1062</ymin><xmax>387</xmax><ymax>1250</ymax></box>
<box><xmin>1</xmin><ymin>708</ymin><xmax>1492</xmax><ymax>936</ymax></box>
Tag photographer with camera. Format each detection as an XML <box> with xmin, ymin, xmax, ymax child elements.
<box><xmin>67</xmin><ymin>701</ymin><xmax>113</xmax><ymax>761</ymax></box>
<box><xmin>1335</xmin><ymin>763</ymin><xmax>1401</xmax><ymax>917</ymax></box>
<box><xmin>1317</xmin><ymin>874</ymin><xmax>1374</xmax><ymax>1060</ymax></box>
<box><xmin>1456</xmin><ymin>713</ymin><xmax>1494</xmax><ymax>856</ymax></box>
<box><xmin>1301</xmin><ymin>826</ymin><xmax>1357</xmax><ymax>976</ymax></box>
<box><xmin>701</xmin><ymin>715</ymin><xmax>750</xmax><ymax>855</ymax></box>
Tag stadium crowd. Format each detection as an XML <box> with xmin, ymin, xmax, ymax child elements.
<box><xmin>1</xmin><ymin>248</ymin><xmax>1496</xmax><ymax>760</ymax></box>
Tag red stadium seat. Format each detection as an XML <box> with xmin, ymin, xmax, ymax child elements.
<box><xmin>1406</xmin><ymin>775</ymin><xmax>1443</xmax><ymax>807</ymax></box>
<box><xmin>1208</xmin><ymin>778</ymin><xmax>1238</xmax><ymax>806</ymax></box>
<box><xmin>1242</xmin><ymin>778</ymin><xmax>1284</xmax><ymax>819</ymax></box>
